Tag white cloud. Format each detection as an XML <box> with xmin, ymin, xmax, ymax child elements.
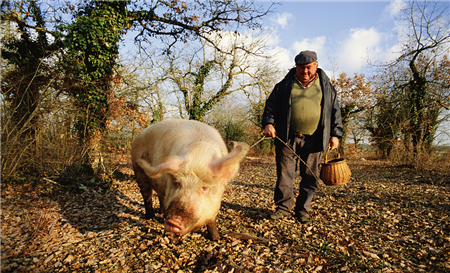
<box><xmin>292</xmin><ymin>37</ymin><xmax>327</xmax><ymax>54</ymax></box>
<box><xmin>263</xmin><ymin>28</ymin><xmax>281</xmax><ymax>48</ymax></box>
<box><xmin>336</xmin><ymin>28</ymin><xmax>383</xmax><ymax>73</ymax></box>
<box><xmin>382</xmin><ymin>0</ymin><xmax>406</xmax><ymax>20</ymax></box>
<box><xmin>381</xmin><ymin>0</ymin><xmax>416</xmax><ymax>59</ymax></box>
<box><xmin>272</xmin><ymin>12</ymin><xmax>294</xmax><ymax>29</ymax></box>
<box><xmin>268</xmin><ymin>46</ymin><xmax>292</xmax><ymax>71</ymax></box>
<box><xmin>290</xmin><ymin>37</ymin><xmax>327</xmax><ymax>68</ymax></box>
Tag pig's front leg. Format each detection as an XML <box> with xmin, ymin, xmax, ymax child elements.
<box><xmin>134</xmin><ymin>165</ymin><xmax>155</xmax><ymax>219</ymax></box>
<box><xmin>141</xmin><ymin>190</ymin><xmax>155</xmax><ymax>219</ymax></box>
<box><xmin>207</xmin><ymin>219</ymin><xmax>220</xmax><ymax>240</ymax></box>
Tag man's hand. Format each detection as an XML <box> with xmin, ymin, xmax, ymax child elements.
<box><xmin>264</xmin><ymin>124</ymin><xmax>276</xmax><ymax>138</ymax></box>
<box><xmin>329</xmin><ymin>136</ymin><xmax>339</xmax><ymax>150</ymax></box>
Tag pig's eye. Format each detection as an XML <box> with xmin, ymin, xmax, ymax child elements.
<box><xmin>201</xmin><ymin>186</ymin><xmax>209</xmax><ymax>193</ymax></box>
<box><xmin>173</xmin><ymin>181</ymin><xmax>182</xmax><ymax>189</ymax></box>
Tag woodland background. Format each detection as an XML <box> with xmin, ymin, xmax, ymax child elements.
<box><xmin>1</xmin><ymin>0</ymin><xmax>450</xmax><ymax>182</ymax></box>
<box><xmin>1</xmin><ymin>1</ymin><xmax>449</xmax><ymax>272</ymax></box>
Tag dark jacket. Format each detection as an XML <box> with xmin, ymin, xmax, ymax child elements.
<box><xmin>262</xmin><ymin>67</ymin><xmax>344</xmax><ymax>151</ymax></box>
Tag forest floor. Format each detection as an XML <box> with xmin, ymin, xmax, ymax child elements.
<box><xmin>1</xmin><ymin>154</ymin><xmax>450</xmax><ymax>272</ymax></box>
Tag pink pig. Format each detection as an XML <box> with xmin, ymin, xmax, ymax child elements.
<box><xmin>131</xmin><ymin>119</ymin><xmax>249</xmax><ymax>240</ymax></box>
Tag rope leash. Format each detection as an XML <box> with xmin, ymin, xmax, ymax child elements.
<box><xmin>247</xmin><ymin>135</ymin><xmax>341</xmax><ymax>216</ymax></box>
<box><xmin>249</xmin><ymin>135</ymin><xmax>325</xmax><ymax>186</ymax></box>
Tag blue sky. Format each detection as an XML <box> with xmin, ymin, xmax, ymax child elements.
<box><xmin>258</xmin><ymin>0</ymin><xmax>405</xmax><ymax>75</ymax></box>
<box><xmin>117</xmin><ymin>0</ymin><xmax>450</xmax><ymax>145</ymax></box>
<box><xmin>119</xmin><ymin>1</ymin><xmax>406</xmax><ymax>76</ymax></box>
<box><xmin>260</xmin><ymin>1</ymin><xmax>449</xmax><ymax>145</ymax></box>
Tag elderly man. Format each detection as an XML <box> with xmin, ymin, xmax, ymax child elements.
<box><xmin>262</xmin><ymin>50</ymin><xmax>343</xmax><ymax>223</ymax></box>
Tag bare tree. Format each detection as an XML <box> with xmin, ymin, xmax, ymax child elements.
<box><xmin>370</xmin><ymin>0</ymin><xmax>450</xmax><ymax>159</ymax></box>
<box><xmin>154</xmin><ymin>30</ymin><xmax>282</xmax><ymax>121</ymax></box>
<box><xmin>1</xmin><ymin>0</ymin><xmax>64</xmax><ymax>138</ymax></box>
<box><xmin>60</xmin><ymin>0</ymin><xmax>275</xmax><ymax>174</ymax></box>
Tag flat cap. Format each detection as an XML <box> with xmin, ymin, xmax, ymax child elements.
<box><xmin>294</xmin><ymin>50</ymin><xmax>318</xmax><ymax>65</ymax></box>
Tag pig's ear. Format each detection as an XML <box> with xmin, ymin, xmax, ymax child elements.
<box><xmin>137</xmin><ymin>157</ymin><xmax>184</xmax><ymax>179</ymax></box>
<box><xmin>209</xmin><ymin>142</ymin><xmax>249</xmax><ymax>181</ymax></box>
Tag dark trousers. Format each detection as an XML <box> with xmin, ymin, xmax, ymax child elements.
<box><xmin>274</xmin><ymin>135</ymin><xmax>323</xmax><ymax>215</ymax></box>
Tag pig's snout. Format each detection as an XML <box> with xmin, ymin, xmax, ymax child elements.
<box><xmin>164</xmin><ymin>218</ymin><xmax>185</xmax><ymax>234</ymax></box>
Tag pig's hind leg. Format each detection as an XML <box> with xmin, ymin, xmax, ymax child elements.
<box><xmin>133</xmin><ymin>164</ymin><xmax>156</xmax><ymax>219</ymax></box>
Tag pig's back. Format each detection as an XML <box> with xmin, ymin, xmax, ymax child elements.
<box><xmin>131</xmin><ymin>119</ymin><xmax>227</xmax><ymax>165</ymax></box>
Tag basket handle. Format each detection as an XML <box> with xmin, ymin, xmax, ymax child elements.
<box><xmin>324</xmin><ymin>147</ymin><xmax>340</xmax><ymax>163</ymax></box>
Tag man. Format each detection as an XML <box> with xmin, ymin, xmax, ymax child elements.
<box><xmin>262</xmin><ymin>50</ymin><xmax>343</xmax><ymax>223</ymax></box>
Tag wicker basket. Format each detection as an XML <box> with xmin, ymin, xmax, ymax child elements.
<box><xmin>320</xmin><ymin>148</ymin><xmax>351</xmax><ymax>186</ymax></box>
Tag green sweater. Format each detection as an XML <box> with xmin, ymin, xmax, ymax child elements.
<box><xmin>290</xmin><ymin>76</ymin><xmax>323</xmax><ymax>135</ymax></box>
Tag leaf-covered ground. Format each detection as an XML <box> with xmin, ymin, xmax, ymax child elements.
<box><xmin>2</xmin><ymin>156</ymin><xmax>450</xmax><ymax>272</ymax></box>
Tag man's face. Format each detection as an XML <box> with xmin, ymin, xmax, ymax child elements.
<box><xmin>296</xmin><ymin>62</ymin><xmax>318</xmax><ymax>83</ymax></box>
